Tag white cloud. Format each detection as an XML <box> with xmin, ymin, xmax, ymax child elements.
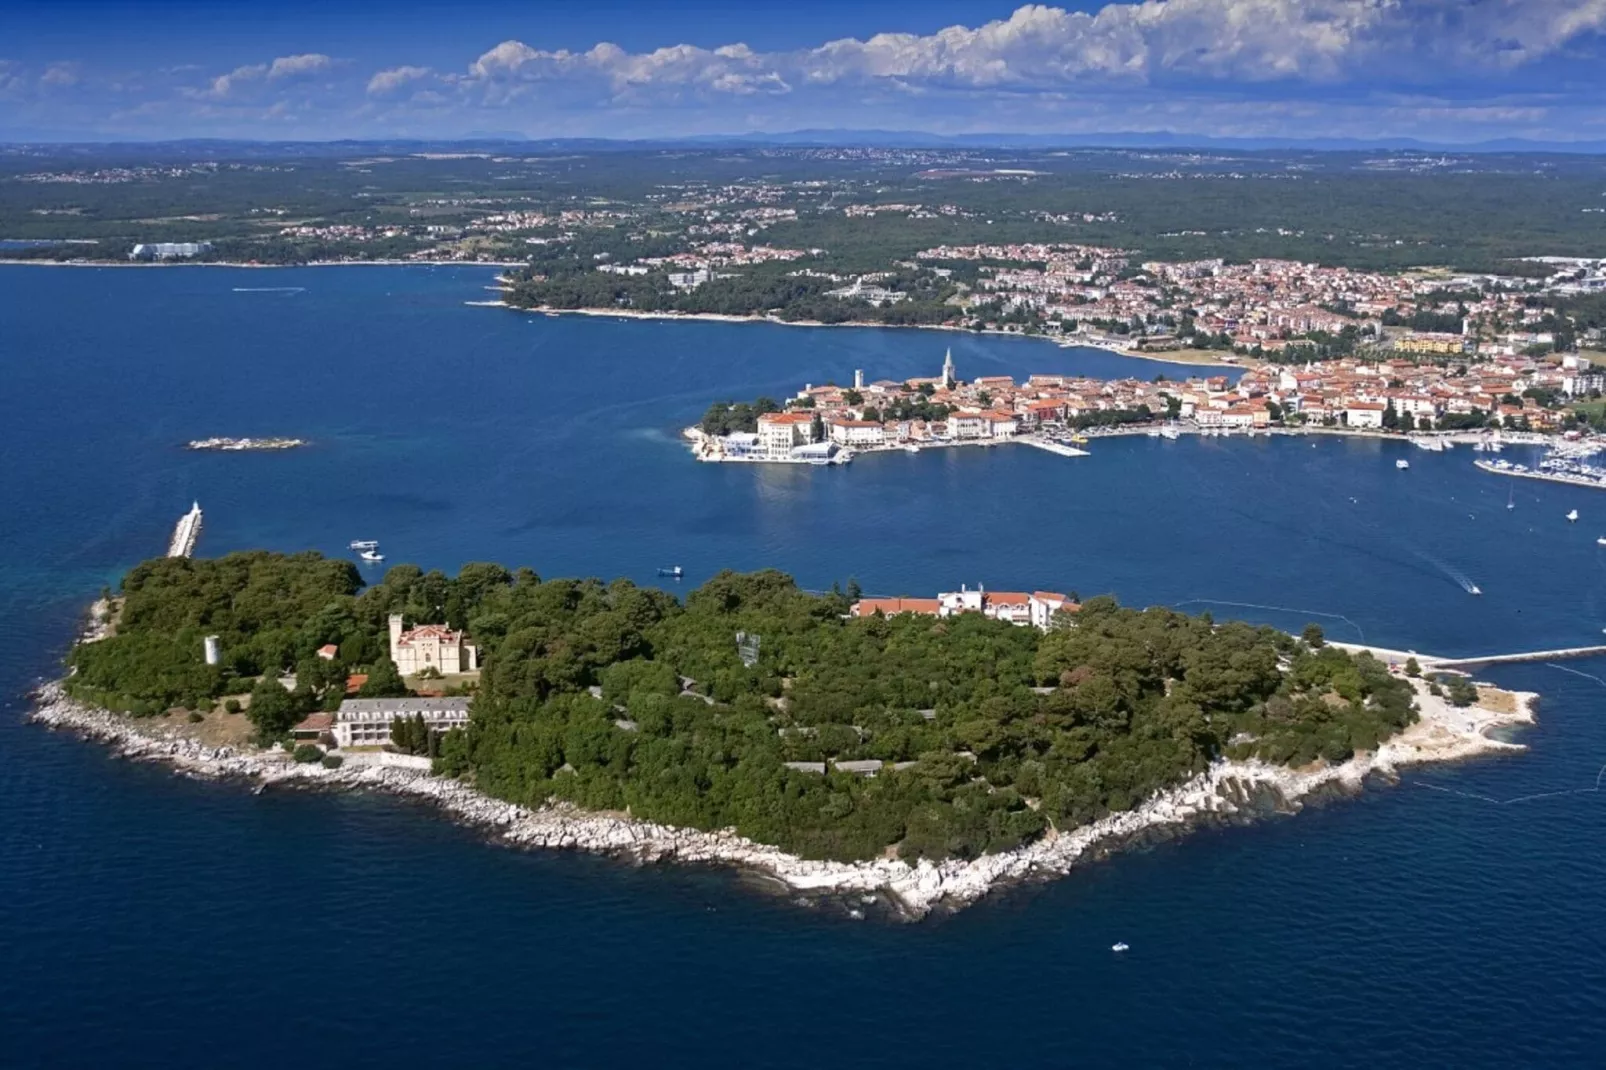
<box><xmin>40</xmin><ymin>62</ymin><xmax>80</xmax><ymax>89</ymax></box>
<box><xmin>460</xmin><ymin>1</ymin><xmax>1606</xmax><ymax>101</ymax></box>
<box><xmin>367</xmin><ymin>65</ymin><xmax>433</xmax><ymax>96</ymax></box>
<box><xmin>268</xmin><ymin>53</ymin><xmax>333</xmax><ymax>80</ymax></box>
<box><xmin>192</xmin><ymin>53</ymin><xmax>334</xmax><ymax>99</ymax></box>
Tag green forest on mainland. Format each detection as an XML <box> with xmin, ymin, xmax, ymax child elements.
<box><xmin>70</xmin><ymin>552</ymin><xmax>1418</xmax><ymax>862</ymax></box>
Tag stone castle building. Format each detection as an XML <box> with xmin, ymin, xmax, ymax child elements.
<box><xmin>388</xmin><ymin>614</ymin><xmax>479</xmax><ymax>675</ymax></box>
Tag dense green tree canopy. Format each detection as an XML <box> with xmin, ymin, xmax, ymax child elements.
<box><xmin>75</xmin><ymin>552</ymin><xmax>1417</xmax><ymax>862</ymax></box>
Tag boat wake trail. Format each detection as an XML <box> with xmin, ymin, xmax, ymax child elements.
<box><xmin>1545</xmin><ymin>662</ymin><xmax>1606</xmax><ymax>689</ymax></box>
<box><xmin>1173</xmin><ymin>599</ymin><xmax>1365</xmax><ymax>641</ymax></box>
<box><xmin>1413</xmin><ymin>765</ymin><xmax>1606</xmax><ymax>806</ymax></box>
<box><xmin>1412</xmin><ymin>550</ymin><xmax>1481</xmax><ymax>595</ymax></box>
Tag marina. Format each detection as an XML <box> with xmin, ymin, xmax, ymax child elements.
<box><xmin>1475</xmin><ymin>456</ymin><xmax>1606</xmax><ymax>491</ymax></box>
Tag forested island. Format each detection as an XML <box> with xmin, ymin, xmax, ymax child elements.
<box><xmin>67</xmin><ymin>551</ymin><xmax>1423</xmax><ymax>864</ymax></box>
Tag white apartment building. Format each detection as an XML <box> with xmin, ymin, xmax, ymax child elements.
<box><xmin>332</xmin><ymin>697</ymin><xmax>471</xmax><ymax>748</ymax></box>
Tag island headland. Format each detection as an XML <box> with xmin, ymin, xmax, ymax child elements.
<box><xmin>33</xmin><ymin>548</ymin><xmax>1537</xmax><ymax>919</ymax></box>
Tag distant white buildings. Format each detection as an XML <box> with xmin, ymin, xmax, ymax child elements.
<box><xmin>826</xmin><ymin>277</ymin><xmax>907</xmax><ymax>305</ymax></box>
<box><xmin>130</xmin><ymin>242</ymin><xmax>211</xmax><ymax>260</ymax></box>
<box><xmin>389</xmin><ymin>614</ymin><xmax>478</xmax><ymax>676</ymax></box>
<box><xmin>332</xmin><ymin>697</ymin><xmax>471</xmax><ymax>748</ymax></box>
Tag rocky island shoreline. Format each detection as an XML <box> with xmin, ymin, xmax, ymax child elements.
<box><xmin>29</xmin><ymin>673</ymin><xmax>1535</xmax><ymax>920</ymax></box>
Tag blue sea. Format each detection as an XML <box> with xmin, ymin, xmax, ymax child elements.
<box><xmin>3</xmin><ymin>265</ymin><xmax>1604</xmax><ymax>1067</ymax></box>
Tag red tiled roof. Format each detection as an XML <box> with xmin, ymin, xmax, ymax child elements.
<box><xmin>292</xmin><ymin>712</ymin><xmax>332</xmax><ymax>733</ymax></box>
<box><xmin>397</xmin><ymin>624</ymin><xmax>462</xmax><ymax>647</ymax></box>
<box><xmin>852</xmin><ymin>597</ymin><xmax>942</xmax><ymax>617</ymax></box>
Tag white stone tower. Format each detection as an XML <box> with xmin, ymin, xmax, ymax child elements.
<box><xmin>941</xmin><ymin>347</ymin><xmax>956</xmax><ymax>389</ymax></box>
<box><xmin>203</xmin><ymin>635</ymin><xmax>220</xmax><ymax>666</ymax></box>
<box><xmin>388</xmin><ymin>613</ymin><xmax>405</xmax><ymax>661</ymax></box>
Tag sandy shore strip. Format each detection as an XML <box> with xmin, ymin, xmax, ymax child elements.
<box><xmin>29</xmin><ymin>672</ymin><xmax>1534</xmax><ymax>919</ymax></box>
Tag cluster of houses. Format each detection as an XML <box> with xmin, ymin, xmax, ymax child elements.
<box><xmin>914</xmin><ymin>242</ymin><xmax>1570</xmax><ymax>356</ymax></box>
<box><xmin>851</xmin><ymin>585</ymin><xmax>1078</xmax><ymax>630</ymax></box>
<box><xmin>695</xmin><ymin>345</ymin><xmax>1598</xmax><ymax>463</ymax></box>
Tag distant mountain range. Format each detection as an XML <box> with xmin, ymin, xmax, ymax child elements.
<box><xmin>6</xmin><ymin>129</ymin><xmax>1606</xmax><ymax>155</ymax></box>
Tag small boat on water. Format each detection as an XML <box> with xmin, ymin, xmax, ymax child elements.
<box><xmin>1396</xmin><ymin>459</ymin><xmax>1410</xmax><ymax>470</ymax></box>
<box><xmin>1507</xmin><ymin>487</ymin><xmax>1515</xmax><ymax>510</ymax></box>
<box><xmin>349</xmin><ymin>539</ymin><xmax>378</xmax><ymax>550</ymax></box>
<box><xmin>1568</xmin><ymin>509</ymin><xmax>1580</xmax><ymax>522</ymax></box>
<box><xmin>904</xmin><ymin>444</ymin><xmax>921</xmax><ymax>454</ymax></box>
<box><xmin>1469</xmin><ymin>586</ymin><xmax>1482</xmax><ymax>596</ymax></box>
<box><xmin>657</xmin><ymin>566</ymin><xmax>684</xmax><ymax>578</ymax></box>
<box><xmin>359</xmin><ymin>549</ymin><xmax>385</xmax><ymax>563</ymax></box>
<box><xmin>1111</xmin><ymin>942</ymin><xmax>1130</xmax><ymax>953</ymax></box>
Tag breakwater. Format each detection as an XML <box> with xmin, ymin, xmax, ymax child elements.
<box><xmin>166</xmin><ymin>502</ymin><xmax>202</xmax><ymax>558</ymax></box>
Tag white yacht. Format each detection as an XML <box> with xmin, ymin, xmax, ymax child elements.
<box><xmin>1111</xmin><ymin>942</ymin><xmax>1130</xmax><ymax>953</ymax></box>
<box><xmin>1396</xmin><ymin>459</ymin><xmax>1410</xmax><ymax>470</ymax></box>
<box><xmin>359</xmin><ymin>549</ymin><xmax>385</xmax><ymax>562</ymax></box>
<box><xmin>349</xmin><ymin>539</ymin><xmax>378</xmax><ymax>550</ymax></box>
<box><xmin>1569</xmin><ymin>509</ymin><xmax>1580</xmax><ymax>522</ymax></box>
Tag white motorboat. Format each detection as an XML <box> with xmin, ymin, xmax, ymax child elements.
<box><xmin>1469</xmin><ymin>586</ymin><xmax>1481</xmax><ymax>596</ymax></box>
<box><xmin>349</xmin><ymin>539</ymin><xmax>378</xmax><ymax>550</ymax></box>
<box><xmin>1396</xmin><ymin>459</ymin><xmax>1410</xmax><ymax>469</ymax></box>
<box><xmin>904</xmin><ymin>444</ymin><xmax>921</xmax><ymax>454</ymax></box>
<box><xmin>1568</xmin><ymin>509</ymin><xmax>1580</xmax><ymax>522</ymax></box>
<box><xmin>1597</xmin><ymin>537</ymin><xmax>1606</xmax><ymax>546</ymax></box>
<box><xmin>359</xmin><ymin>549</ymin><xmax>385</xmax><ymax>562</ymax></box>
<box><xmin>1111</xmin><ymin>942</ymin><xmax>1129</xmax><ymax>953</ymax></box>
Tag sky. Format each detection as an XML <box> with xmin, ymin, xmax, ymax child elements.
<box><xmin>2</xmin><ymin>0</ymin><xmax>1605</xmax><ymax>143</ymax></box>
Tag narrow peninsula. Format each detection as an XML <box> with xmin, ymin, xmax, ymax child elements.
<box><xmin>35</xmin><ymin>551</ymin><xmax>1535</xmax><ymax>917</ymax></box>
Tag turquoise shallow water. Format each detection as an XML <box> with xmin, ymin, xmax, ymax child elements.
<box><xmin>3</xmin><ymin>265</ymin><xmax>1604</xmax><ymax>1067</ymax></box>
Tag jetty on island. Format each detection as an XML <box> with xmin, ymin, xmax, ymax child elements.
<box><xmin>166</xmin><ymin>502</ymin><xmax>203</xmax><ymax>559</ymax></box>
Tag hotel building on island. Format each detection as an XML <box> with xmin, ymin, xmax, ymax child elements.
<box><xmin>329</xmin><ymin>697</ymin><xmax>472</xmax><ymax>748</ymax></box>
<box><xmin>852</xmin><ymin>585</ymin><xmax>1077</xmax><ymax>630</ymax></box>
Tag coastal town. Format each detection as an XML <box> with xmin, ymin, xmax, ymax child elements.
<box><xmin>688</xmin><ymin>344</ymin><xmax>1606</xmax><ymax>467</ymax></box>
